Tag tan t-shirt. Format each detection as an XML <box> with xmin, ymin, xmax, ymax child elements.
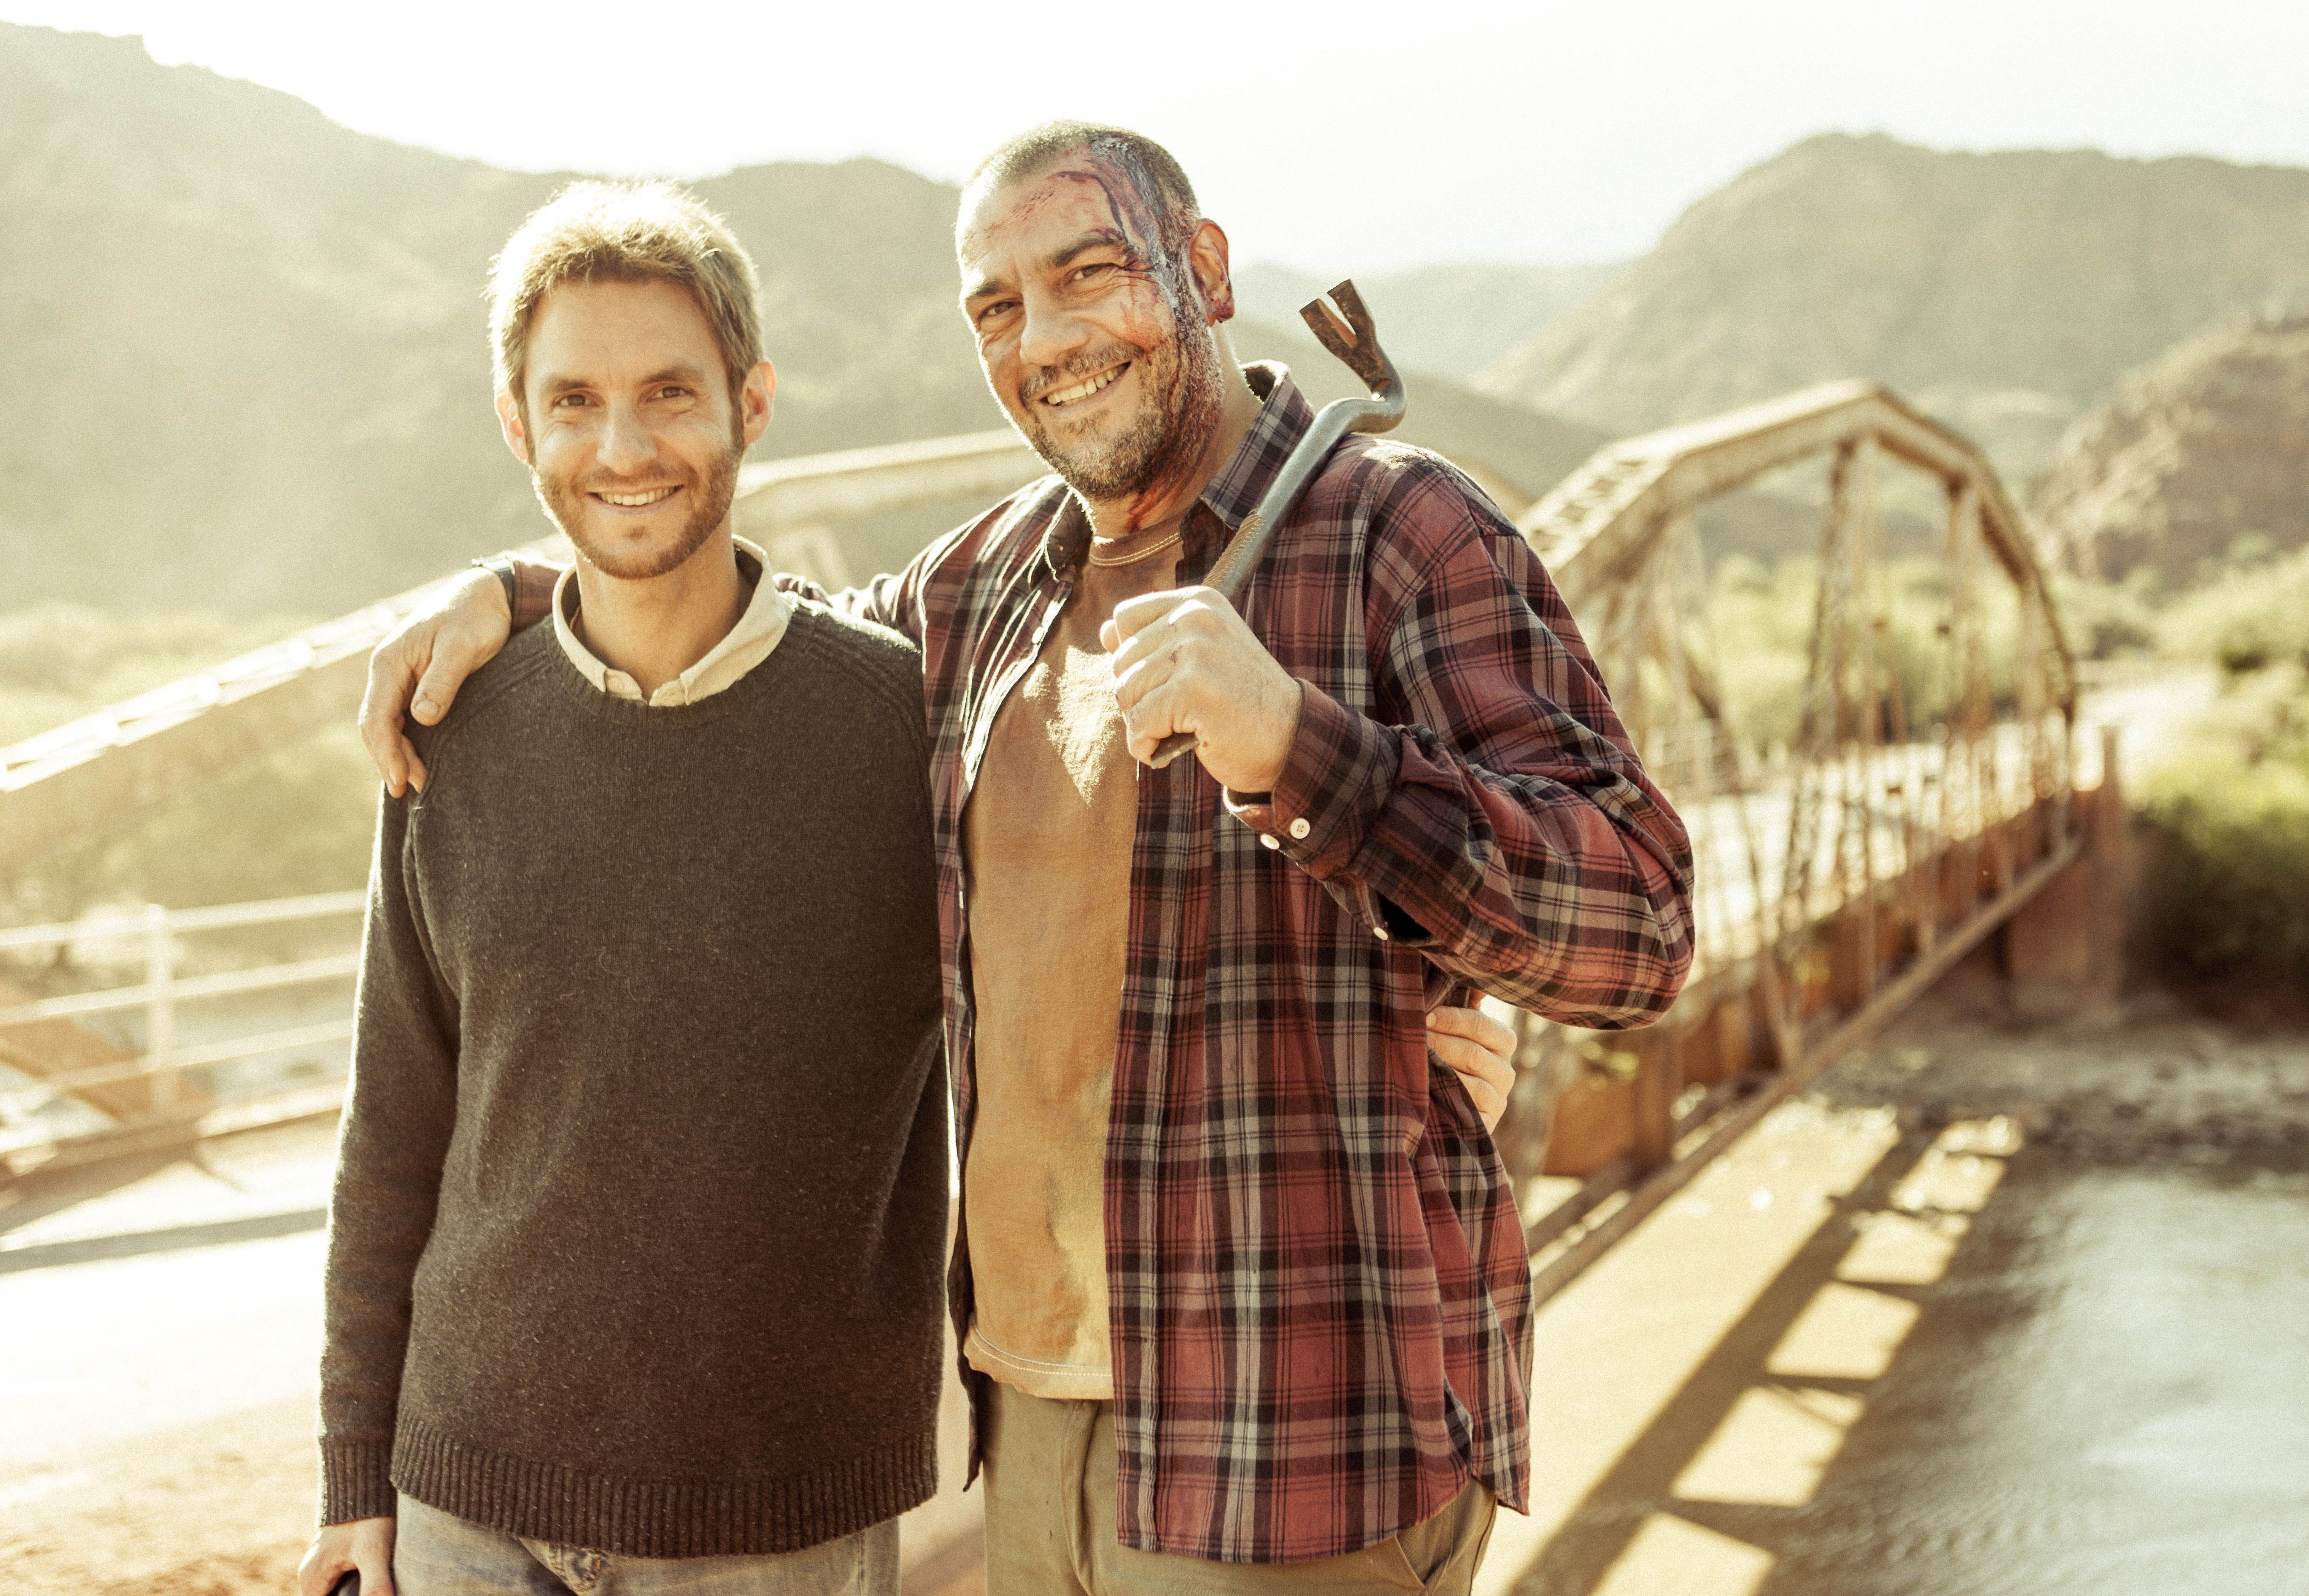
<box><xmin>960</xmin><ymin>544</ymin><xmax>1178</xmax><ymax>1400</ymax></box>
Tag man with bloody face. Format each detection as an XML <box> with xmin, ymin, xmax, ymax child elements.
<box><xmin>361</xmin><ymin>124</ymin><xmax>1692</xmax><ymax>1593</ymax></box>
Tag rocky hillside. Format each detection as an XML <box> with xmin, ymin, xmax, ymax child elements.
<box><xmin>1477</xmin><ymin>134</ymin><xmax>2309</xmax><ymax>483</ymax></box>
<box><xmin>0</xmin><ymin>24</ymin><xmax>537</xmax><ymax>612</ymax></box>
<box><xmin>0</xmin><ymin>23</ymin><xmax>1027</xmax><ymax>613</ymax></box>
<box><xmin>1234</xmin><ymin>260</ymin><xmax>1624</xmax><ymax>386</ymax></box>
<box><xmin>0</xmin><ymin>22</ymin><xmax>1619</xmax><ymax>617</ymax></box>
<box><xmin>2031</xmin><ymin>311</ymin><xmax>2309</xmax><ymax>584</ymax></box>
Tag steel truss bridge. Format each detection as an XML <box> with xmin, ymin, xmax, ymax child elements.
<box><xmin>0</xmin><ymin>382</ymin><xmax>2121</xmax><ymax>1304</ymax></box>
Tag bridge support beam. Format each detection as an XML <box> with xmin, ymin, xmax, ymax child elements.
<box><xmin>2006</xmin><ymin>727</ymin><xmax>2128</xmax><ymax>1019</ymax></box>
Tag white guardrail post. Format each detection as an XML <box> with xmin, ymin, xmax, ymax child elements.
<box><xmin>0</xmin><ymin>891</ymin><xmax>370</xmax><ymax>1175</ymax></box>
<box><xmin>144</xmin><ymin>902</ymin><xmax>176</xmax><ymax>1112</ymax></box>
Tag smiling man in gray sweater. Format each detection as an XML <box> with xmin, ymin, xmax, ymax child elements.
<box><xmin>297</xmin><ymin>182</ymin><xmax>946</xmax><ymax>1596</ymax></box>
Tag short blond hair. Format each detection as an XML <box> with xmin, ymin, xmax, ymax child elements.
<box><xmin>488</xmin><ymin>179</ymin><xmax>763</xmax><ymax>411</ymax></box>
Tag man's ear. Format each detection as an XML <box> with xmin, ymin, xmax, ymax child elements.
<box><xmin>739</xmin><ymin>358</ymin><xmax>776</xmax><ymax>448</ymax></box>
<box><xmin>1187</xmin><ymin>218</ymin><xmax>1235</xmax><ymax>326</ymax></box>
<box><xmin>495</xmin><ymin>389</ymin><xmax>532</xmax><ymax>466</ymax></box>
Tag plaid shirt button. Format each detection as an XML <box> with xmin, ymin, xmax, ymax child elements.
<box><xmin>1288</xmin><ymin>817</ymin><xmax>1312</xmax><ymax>839</ymax></box>
<box><xmin>1261</xmin><ymin>834</ymin><xmax>1281</xmax><ymax>849</ymax></box>
<box><xmin>1372</xmin><ymin>925</ymin><xmax>1391</xmax><ymax>940</ymax></box>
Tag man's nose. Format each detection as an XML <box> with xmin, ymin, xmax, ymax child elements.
<box><xmin>1016</xmin><ymin>289</ymin><xmax>1090</xmax><ymax>375</ymax></box>
<box><xmin>597</xmin><ymin>400</ymin><xmax>658</xmax><ymax>475</ymax></box>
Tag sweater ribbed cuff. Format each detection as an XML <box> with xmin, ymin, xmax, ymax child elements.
<box><xmin>390</xmin><ymin>1412</ymin><xmax>937</xmax><ymax>1558</ymax></box>
<box><xmin>320</xmin><ymin>1438</ymin><xmax>397</xmax><ymax>1525</ymax></box>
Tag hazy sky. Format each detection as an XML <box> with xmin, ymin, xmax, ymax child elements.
<box><xmin>7</xmin><ymin>0</ymin><xmax>2308</xmax><ymax>271</ymax></box>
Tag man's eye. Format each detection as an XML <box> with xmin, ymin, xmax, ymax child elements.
<box><xmin>976</xmin><ymin>301</ymin><xmax>1017</xmax><ymax>326</ymax></box>
<box><xmin>553</xmin><ymin>394</ymin><xmax>591</xmax><ymax>409</ymax></box>
<box><xmin>1074</xmin><ymin>263</ymin><xmax>1115</xmax><ymax>283</ymax></box>
<box><xmin>656</xmin><ymin>386</ymin><xmax>690</xmax><ymax>400</ymax></box>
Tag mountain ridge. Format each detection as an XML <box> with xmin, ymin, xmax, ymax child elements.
<box><xmin>16</xmin><ymin>30</ymin><xmax>2301</xmax><ymax>615</ymax></box>
<box><xmin>0</xmin><ymin>22</ymin><xmax>1609</xmax><ymax>615</ymax></box>
<box><xmin>1475</xmin><ymin>132</ymin><xmax>2309</xmax><ymax>483</ymax></box>
<box><xmin>1233</xmin><ymin>260</ymin><xmax>1625</xmax><ymax>386</ymax></box>
<box><xmin>2032</xmin><ymin>309</ymin><xmax>2309</xmax><ymax>584</ymax></box>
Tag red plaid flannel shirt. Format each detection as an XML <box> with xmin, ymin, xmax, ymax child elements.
<box><xmin>791</xmin><ymin>365</ymin><xmax>1692</xmax><ymax>1562</ymax></box>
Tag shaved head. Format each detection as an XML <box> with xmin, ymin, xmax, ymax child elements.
<box><xmin>965</xmin><ymin>121</ymin><xmax>1202</xmax><ymax>267</ymax></box>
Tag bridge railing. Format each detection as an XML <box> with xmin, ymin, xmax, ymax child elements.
<box><xmin>0</xmin><ymin>891</ymin><xmax>367</xmax><ymax>1180</ymax></box>
<box><xmin>0</xmin><ymin>429</ymin><xmax>1050</xmax><ymax>1184</ymax></box>
<box><xmin>1496</xmin><ymin>381</ymin><xmax>2106</xmax><ymax>1301</ymax></box>
<box><xmin>0</xmin><ymin>430</ymin><xmax>1045</xmax><ymax>881</ymax></box>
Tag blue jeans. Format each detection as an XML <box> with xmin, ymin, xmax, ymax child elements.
<box><xmin>391</xmin><ymin>1494</ymin><xmax>898</xmax><ymax>1596</ymax></box>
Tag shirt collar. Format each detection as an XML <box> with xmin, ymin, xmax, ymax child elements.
<box><xmin>1031</xmin><ymin>362</ymin><xmax>1316</xmax><ymax>582</ymax></box>
<box><xmin>551</xmin><ymin>536</ymin><xmax>794</xmax><ymax>707</ymax></box>
<box><xmin>1196</xmin><ymin>362</ymin><xmax>1313</xmax><ymax>534</ymax></box>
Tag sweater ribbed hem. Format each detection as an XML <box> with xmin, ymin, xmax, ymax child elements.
<box><xmin>320</xmin><ymin>1438</ymin><xmax>397</xmax><ymax>1525</ymax></box>
<box><xmin>389</xmin><ymin>1411</ymin><xmax>936</xmax><ymax>1558</ymax></box>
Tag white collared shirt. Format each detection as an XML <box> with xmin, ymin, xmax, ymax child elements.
<box><xmin>550</xmin><ymin>537</ymin><xmax>794</xmax><ymax>707</ymax></box>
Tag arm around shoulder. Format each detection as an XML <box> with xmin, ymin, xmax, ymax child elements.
<box><xmin>358</xmin><ymin>562</ymin><xmax>535</xmax><ymax>794</ymax></box>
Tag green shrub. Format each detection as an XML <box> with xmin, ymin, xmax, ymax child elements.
<box><xmin>2051</xmin><ymin>571</ymin><xmax>2160</xmax><ymax>661</ymax></box>
<box><xmin>2138</xmin><ymin>702</ymin><xmax>2309</xmax><ymax>987</ymax></box>
<box><xmin>1701</xmin><ymin>554</ymin><xmax>2019</xmax><ymax>753</ymax></box>
<box><xmin>2158</xmin><ymin>544</ymin><xmax>2309</xmax><ymax>676</ymax></box>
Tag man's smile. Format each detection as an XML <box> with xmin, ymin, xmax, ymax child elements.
<box><xmin>591</xmin><ymin>486</ymin><xmax>682</xmax><ymax>508</ymax></box>
<box><xmin>1038</xmin><ymin>362</ymin><xmax>1130</xmax><ymax>408</ymax></box>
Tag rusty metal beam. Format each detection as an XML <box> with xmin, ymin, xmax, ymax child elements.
<box><xmin>0</xmin><ymin>430</ymin><xmax>1047</xmax><ymax>879</ymax></box>
<box><xmin>1520</xmin><ymin>380</ymin><xmax>2075</xmax><ymax>714</ymax></box>
<box><xmin>0</xmin><ymin>1082</ymin><xmax>349</xmax><ymax>1186</ymax></box>
<box><xmin>0</xmin><ymin>601</ymin><xmax>430</xmax><ymax>881</ymax></box>
<box><xmin>732</xmin><ymin>428</ymin><xmax>1037</xmax><ymax>535</ymax></box>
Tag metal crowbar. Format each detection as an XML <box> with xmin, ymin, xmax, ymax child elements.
<box><xmin>1148</xmin><ymin>279</ymin><xmax>1406</xmax><ymax>770</ymax></box>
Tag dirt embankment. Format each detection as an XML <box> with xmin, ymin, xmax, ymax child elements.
<box><xmin>1821</xmin><ymin>961</ymin><xmax>2309</xmax><ymax>1164</ymax></box>
<box><xmin>0</xmin><ymin>1400</ymin><xmax>316</xmax><ymax>1596</ymax></box>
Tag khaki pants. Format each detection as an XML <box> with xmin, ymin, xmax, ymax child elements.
<box><xmin>981</xmin><ymin>1383</ymin><xmax>1496</xmax><ymax>1594</ymax></box>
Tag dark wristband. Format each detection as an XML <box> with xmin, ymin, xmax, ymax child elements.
<box><xmin>471</xmin><ymin>554</ymin><xmax>519</xmax><ymax>617</ymax></box>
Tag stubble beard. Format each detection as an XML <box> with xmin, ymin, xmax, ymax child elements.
<box><xmin>536</xmin><ymin>432</ymin><xmax>744</xmax><ymax>581</ymax></box>
<box><xmin>1019</xmin><ymin>312</ymin><xmax>1227</xmax><ymax>504</ymax></box>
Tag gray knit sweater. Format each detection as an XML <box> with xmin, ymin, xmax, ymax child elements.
<box><xmin>317</xmin><ymin>604</ymin><xmax>947</xmax><ymax>1557</ymax></box>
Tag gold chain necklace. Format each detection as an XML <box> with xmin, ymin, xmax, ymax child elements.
<box><xmin>1086</xmin><ymin>526</ymin><xmax>1184</xmax><ymax>568</ymax></box>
